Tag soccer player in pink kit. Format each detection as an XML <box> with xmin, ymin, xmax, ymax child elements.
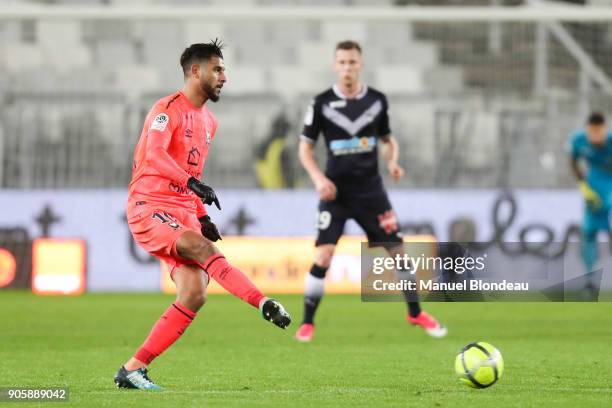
<box><xmin>114</xmin><ymin>40</ymin><xmax>291</xmax><ymax>391</ymax></box>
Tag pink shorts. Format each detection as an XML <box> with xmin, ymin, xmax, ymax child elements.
<box><xmin>127</xmin><ymin>203</ymin><xmax>202</xmax><ymax>278</ymax></box>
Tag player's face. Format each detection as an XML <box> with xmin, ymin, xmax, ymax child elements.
<box><xmin>200</xmin><ymin>56</ymin><xmax>227</xmax><ymax>102</ymax></box>
<box><xmin>333</xmin><ymin>49</ymin><xmax>363</xmax><ymax>87</ymax></box>
<box><xmin>587</xmin><ymin>124</ymin><xmax>606</xmax><ymax>146</ymax></box>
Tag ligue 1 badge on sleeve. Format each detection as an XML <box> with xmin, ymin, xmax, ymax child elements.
<box><xmin>150</xmin><ymin>113</ymin><xmax>169</xmax><ymax>131</ymax></box>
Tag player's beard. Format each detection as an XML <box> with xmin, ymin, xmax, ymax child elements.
<box><xmin>202</xmin><ymin>81</ymin><xmax>220</xmax><ymax>103</ymax></box>
<box><xmin>342</xmin><ymin>75</ymin><xmax>357</xmax><ymax>91</ymax></box>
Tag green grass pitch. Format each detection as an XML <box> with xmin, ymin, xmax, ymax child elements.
<box><xmin>0</xmin><ymin>292</ymin><xmax>610</xmax><ymax>407</ymax></box>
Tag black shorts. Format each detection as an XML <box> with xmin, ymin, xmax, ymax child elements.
<box><xmin>315</xmin><ymin>188</ymin><xmax>403</xmax><ymax>247</ymax></box>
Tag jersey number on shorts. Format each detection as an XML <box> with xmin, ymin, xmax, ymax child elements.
<box><xmin>152</xmin><ymin>212</ymin><xmax>180</xmax><ymax>230</ymax></box>
<box><xmin>316</xmin><ymin>211</ymin><xmax>332</xmax><ymax>230</ymax></box>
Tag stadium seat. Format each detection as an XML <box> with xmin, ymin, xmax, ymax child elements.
<box><xmin>44</xmin><ymin>44</ymin><xmax>92</xmax><ymax>73</ymax></box>
<box><xmin>423</xmin><ymin>66</ymin><xmax>464</xmax><ymax>93</ymax></box>
<box><xmin>220</xmin><ymin>66</ymin><xmax>266</xmax><ymax>95</ymax></box>
<box><xmin>401</xmin><ymin>41</ymin><xmax>439</xmax><ymax>68</ymax></box>
<box><xmin>321</xmin><ymin>21</ymin><xmax>368</xmax><ymax>44</ymax></box>
<box><xmin>37</xmin><ymin>20</ymin><xmax>82</xmax><ymax>48</ymax></box>
<box><xmin>138</xmin><ymin>21</ymin><xmax>184</xmax><ymax>73</ymax></box>
<box><xmin>298</xmin><ymin>43</ymin><xmax>335</xmax><ymax>70</ymax></box>
<box><xmin>0</xmin><ymin>20</ymin><xmax>22</xmax><ymax>43</ymax></box>
<box><xmin>260</xmin><ymin>0</ymin><xmax>344</xmax><ymax>5</ymax></box>
<box><xmin>58</xmin><ymin>67</ymin><xmax>113</xmax><ymax>91</ymax></box>
<box><xmin>3</xmin><ymin>44</ymin><xmax>43</xmax><ymax>73</ymax></box>
<box><xmin>224</xmin><ymin>22</ymin><xmax>266</xmax><ymax>54</ymax></box>
<box><xmin>374</xmin><ymin>66</ymin><xmax>424</xmax><ymax>93</ymax></box>
<box><xmin>365</xmin><ymin>22</ymin><xmax>414</xmax><ymax>45</ymax></box>
<box><xmin>270</xmin><ymin>66</ymin><xmax>330</xmax><ymax>98</ymax></box>
<box><xmin>91</xmin><ymin>40</ymin><xmax>136</xmax><ymax>70</ymax></box>
<box><xmin>33</xmin><ymin>20</ymin><xmax>91</xmax><ymax>73</ymax></box>
<box><xmin>114</xmin><ymin>65</ymin><xmax>161</xmax><ymax>97</ymax></box>
<box><xmin>184</xmin><ymin>21</ymin><xmax>226</xmax><ymax>47</ymax></box>
<box><xmin>263</xmin><ymin>21</ymin><xmax>320</xmax><ymax>46</ymax></box>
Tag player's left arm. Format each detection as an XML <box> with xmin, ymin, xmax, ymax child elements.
<box><xmin>380</xmin><ymin>135</ymin><xmax>405</xmax><ymax>182</ymax></box>
<box><xmin>378</xmin><ymin>94</ymin><xmax>404</xmax><ymax>182</ymax></box>
<box><xmin>193</xmin><ymin>118</ymin><xmax>219</xmax><ymax>218</ymax></box>
<box><xmin>195</xmin><ymin>198</ymin><xmax>207</xmax><ymax>218</ymax></box>
<box><xmin>199</xmin><ymin>214</ymin><xmax>222</xmax><ymax>242</ymax></box>
<box><xmin>568</xmin><ymin>136</ymin><xmax>585</xmax><ymax>181</ymax></box>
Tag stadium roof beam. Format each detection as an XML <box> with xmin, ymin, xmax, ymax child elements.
<box><xmin>4</xmin><ymin>5</ymin><xmax>612</xmax><ymax>22</ymax></box>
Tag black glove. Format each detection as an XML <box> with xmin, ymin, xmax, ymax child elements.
<box><xmin>187</xmin><ymin>177</ymin><xmax>221</xmax><ymax>210</ymax></box>
<box><xmin>199</xmin><ymin>215</ymin><xmax>222</xmax><ymax>242</ymax></box>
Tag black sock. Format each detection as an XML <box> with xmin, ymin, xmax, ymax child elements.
<box><xmin>407</xmin><ymin>301</ymin><xmax>421</xmax><ymax>318</ymax></box>
<box><xmin>302</xmin><ymin>264</ymin><xmax>328</xmax><ymax>325</ymax></box>
<box><xmin>303</xmin><ymin>296</ymin><xmax>321</xmax><ymax>325</ymax></box>
<box><xmin>397</xmin><ymin>267</ymin><xmax>421</xmax><ymax>318</ymax></box>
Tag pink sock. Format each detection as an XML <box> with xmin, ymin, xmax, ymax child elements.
<box><xmin>134</xmin><ymin>302</ymin><xmax>196</xmax><ymax>365</ymax></box>
<box><xmin>201</xmin><ymin>254</ymin><xmax>265</xmax><ymax>308</ymax></box>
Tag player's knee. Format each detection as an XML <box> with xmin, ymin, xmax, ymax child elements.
<box><xmin>582</xmin><ymin>229</ymin><xmax>597</xmax><ymax>242</ymax></box>
<box><xmin>193</xmin><ymin>239</ymin><xmax>219</xmax><ymax>264</ymax></box>
<box><xmin>181</xmin><ymin>284</ymin><xmax>207</xmax><ymax>311</ymax></box>
<box><xmin>177</xmin><ymin>232</ymin><xmax>219</xmax><ymax>263</ymax></box>
<box><xmin>314</xmin><ymin>245</ymin><xmax>335</xmax><ymax>268</ymax></box>
<box><xmin>316</xmin><ymin>255</ymin><xmax>333</xmax><ymax>269</ymax></box>
<box><xmin>192</xmin><ymin>290</ymin><xmax>207</xmax><ymax>310</ymax></box>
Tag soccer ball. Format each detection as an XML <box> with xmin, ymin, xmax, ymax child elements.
<box><xmin>454</xmin><ymin>342</ymin><xmax>503</xmax><ymax>388</ymax></box>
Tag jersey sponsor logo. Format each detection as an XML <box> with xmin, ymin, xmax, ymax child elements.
<box><xmin>329</xmin><ymin>136</ymin><xmax>377</xmax><ymax>156</ymax></box>
<box><xmin>322</xmin><ymin>99</ymin><xmax>383</xmax><ymax>136</ymax></box>
<box><xmin>168</xmin><ymin>181</ymin><xmax>190</xmax><ymax>195</ymax></box>
<box><xmin>150</xmin><ymin>113</ymin><xmax>169</xmax><ymax>131</ymax></box>
<box><xmin>187</xmin><ymin>147</ymin><xmax>200</xmax><ymax>166</ymax></box>
<box><xmin>329</xmin><ymin>100</ymin><xmax>347</xmax><ymax>109</ymax></box>
<box><xmin>185</xmin><ymin>128</ymin><xmax>193</xmax><ymax>138</ymax></box>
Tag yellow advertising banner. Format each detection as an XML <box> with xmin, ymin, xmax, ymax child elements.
<box><xmin>161</xmin><ymin>235</ymin><xmax>436</xmax><ymax>295</ymax></box>
<box><xmin>32</xmin><ymin>238</ymin><xmax>87</xmax><ymax>295</ymax></box>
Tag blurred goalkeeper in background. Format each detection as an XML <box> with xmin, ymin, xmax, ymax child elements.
<box><xmin>570</xmin><ymin>112</ymin><xmax>612</xmax><ymax>295</ymax></box>
<box><xmin>114</xmin><ymin>40</ymin><xmax>291</xmax><ymax>391</ymax></box>
<box><xmin>295</xmin><ymin>40</ymin><xmax>446</xmax><ymax>342</ymax></box>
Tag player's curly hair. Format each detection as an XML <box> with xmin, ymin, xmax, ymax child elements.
<box><xmin>180</xmin><ymin>39</ymin><xmax>225</xmax><ymax>76</ymax></box>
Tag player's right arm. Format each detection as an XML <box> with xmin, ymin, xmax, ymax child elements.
<box><xmin>298</xmin><ymin>141</ymin><xmax>337</xmax><ymax>201</ymax></box>
<box><xmin>144</xmin><ymin>108</ymin><xmax>191</xmax><ymax>186</ymax></box>
<box><xmin>144</xmin><ymin>106</ymin><xmax>220</xmax><ymax>209</ymax></box>
<box><xmin>570</xmin><ymin>158</ymin><xmax>584</xmax><ymax>181</ymax></box>
<box><xmin>569</xmin><ymin>143</ymin><xmax>584</xmax><ymax>181</ymax></box>
<box><xmin>299</xmin><ymin>98</ymin><xmax>337</xmax><ymax>201</ymax></box>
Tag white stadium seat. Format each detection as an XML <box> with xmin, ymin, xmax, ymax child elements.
<box><xmin>221</xmin><ymin>66</ymin><xmax>266</xmax><ymax>95</ymax></box>
<box><xmin>374</xmin><ymin>66</ymin><xmax>424</xmax><ymax>94</ymax></box>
